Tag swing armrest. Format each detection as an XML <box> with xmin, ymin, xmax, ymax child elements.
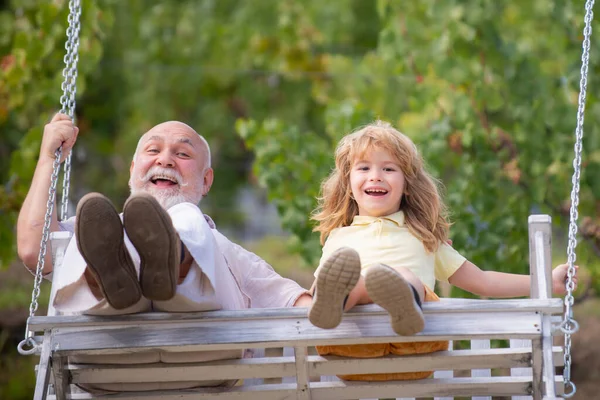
<box><xmin>48</xmin><ymin>231</ymin><xmax>73</xmax><ymax>281</ymax></box>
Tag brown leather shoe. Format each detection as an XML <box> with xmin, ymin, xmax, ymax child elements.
<box><xmin>76</xmin><ymin>193</ymin><xmax>142</xmax><ymax>310</ymax></box>
<box><xmin>123</xmin><ymin>193</ymin><xmax>180</xmax><ymax>302</ymax></box>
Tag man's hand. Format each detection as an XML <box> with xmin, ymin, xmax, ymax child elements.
<box><xmin>42</xmin><ymin>113</ymin><xmax>79</xmax><ymax>162</ymax></box>
<box><xmin>552</xmin><ymin>263</ymin><xmax>579</xmax><ymax>296</ymax></box>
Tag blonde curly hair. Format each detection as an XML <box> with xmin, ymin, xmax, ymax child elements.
<box><xmin>312</xmin><ymin>120</ymin><xmax>450</xmax><ymax>252</ymax></box>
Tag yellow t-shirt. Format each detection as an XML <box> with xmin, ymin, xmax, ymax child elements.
<box><xmin>315</xmin><ymin>211</ymin><xmax>466</xmax><ymax>290</ymax></box>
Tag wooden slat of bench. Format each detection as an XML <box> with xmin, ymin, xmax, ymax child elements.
<box><xmin>433</xmin><ymin>340</ymin><xmax>453</xmax><ymax>400</ymax></box>
<box><xmin>51</xmin><ymin>312</ymin><xmax>543</xmax><ymax>355</ymax></box>
<box><xmin>68</xmin><ymin>347</ymin><xmax>564</xmax><ymax>384</ymax></box>
<box><xmin>310</xmin><ymin>377</ymin><xmax>537</xmax><ymax>400</ymax></box>
<box><xmin>311</xmin><ymin>348</ymin><xmax>556</xmax><ymax>377</ymax></box>
<box><xmin>293</xmin><ymin>346</ymin><xmax>310</xmax><ymax>400</ymax></box>
<box><xmin>29</xmin><ymin>298</ymin><xmax>563</xmax><ymax>331</ymax></box>
<box><xmin>33</xmin><ymin>332</ymin><xmax>52</xmax><ymax>400</ymax></box>
<box><xmin>471</xmin><ymin>340</ymin><xmax>492</xmax><ymax>400</ymax></box>
<box><xmin>44</xmin><ymin>377</ymin><xmax>544</xmax><ymax>400</ymax></box>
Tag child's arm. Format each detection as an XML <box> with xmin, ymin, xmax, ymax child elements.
<box><xmin>448</xmin><ymin>261</ymin><xmax>577</xmax><ymax>298</ymax></box>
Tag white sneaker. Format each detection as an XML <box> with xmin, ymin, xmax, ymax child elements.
<box><xmin>365</xmin><ymin>264</ymin><xmax>425</xmax><ymax>336</ymax></box>
<box><xmin>308</xmin><ymin>247</ymin><xmax>361</xmax><ymax>329</ymax></box>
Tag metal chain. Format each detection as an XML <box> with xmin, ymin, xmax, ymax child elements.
<box><xmin>560</xmin><ymin>0</ymin><xmax>595</xmax><ymax>397</ymax></box>
<box><xmin>17</xmin><ymin>0</ymin><xmax>82</xmax><ymax>356</ymax></box>
<box><xmin>59</xmin><ymin>0</ymin><xmax>82</xmax><ymax>221</ymax></box>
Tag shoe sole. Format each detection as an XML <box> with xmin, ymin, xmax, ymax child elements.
<box><xmin>365</xmin><ymin>264</ymin><xmax>425</xmax><ymax>336</ymax></box>
<box><xmin>76</xmin><ymin>193</ymin><xmax>141</xmax><ymax>310</ymax></box>
<box><xmin>123</xmin><ymin>194</ymin><xmax>179</xmax><ymax>302</ymax></box>
<box><xmin>308</xmin><ymin>248</ymin><xmax>361</xmax><ymax>329</ymax></box>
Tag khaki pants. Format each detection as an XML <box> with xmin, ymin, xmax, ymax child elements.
<box><xmin>52</xmin><ymin>202</ymin><xmax>247</xmax><ymax>392</ymax></box>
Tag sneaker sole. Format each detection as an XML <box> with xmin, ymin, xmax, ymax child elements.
<box><xmin>123</xmin><ymin>195</ymin><xmax>179</xmax><ymax>302</ymax></box>
<box><xmin>76</xmin><ymin>194</ymin><xmax>141</xmax><ymax>310</ymax></box>
<box><xmin>365</xmin><ymin>264</ymin><xmax>425</xmax><ymax>336</ymax></box>
<box><xmin>308</xmin><ymin>248</ymin><xmax>361</xmax><ymax>329</ymax></box>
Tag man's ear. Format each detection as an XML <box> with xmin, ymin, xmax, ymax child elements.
<box><xmin>130</xmin><ymin>160</ymin><xmax>135</xmax><ymax>175</ymax></box>
<box><xmin>203</xmin><ymin>168</ymin><xmax>214</xmax><ymax>196</ymax></box>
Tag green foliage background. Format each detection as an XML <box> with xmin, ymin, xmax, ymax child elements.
<box><xmin>1</xmin><ymin>0</ymin><xmax>599</xmax><ymax>299</ymax></box>
<box><xmin>1</xmin><ymin>1</ymin><xmax>600</xmax><ymax>398</ymax></box>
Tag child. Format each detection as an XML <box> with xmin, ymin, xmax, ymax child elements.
<box><xmin>307</xmin><ymin>120</ymin><xmax>577</xmax><ymax>381</ymax></box>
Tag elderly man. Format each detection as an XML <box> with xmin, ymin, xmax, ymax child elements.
<box><xmin>17</xmin><ymin>113</ymin><xmax>312</xmax><ymax>391</ymax></box>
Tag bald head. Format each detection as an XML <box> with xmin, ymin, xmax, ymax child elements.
<box><xmin>133</xmin><ymin>121</ymin><xmax>211</xmax><ymax>170</ymax></box>
<box><xmin>129</xmin><ymin>120</ymin><xmax>215</xmax><ymax>209</ymax></box>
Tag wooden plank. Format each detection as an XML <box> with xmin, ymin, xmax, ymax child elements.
<box><xmin>471</xmin><ymin>339</ymin><xmax>492</xmax><ymax>400</ymax></box>
<box><xmin>511</xmin><ymin>339</ymin><xmax>533</xmax><ymax>400</ymax></box>
<box><xmin>261</xmin><ymin>347</ymin><xmax>283</xmax><ymax>384</ymax></box>
<box><xmin>45</xmin><ymin>377</ymin><xmax>543</xmax><ymax>399</ymax></box>
<box><xmin>528</xmin><ymin>215</ymin><xmax>552</xmax><ymax>300</ymax></box>
<box><xmin>51</xmin><ymin>312</ymin><xmax>544</xmax><ymax>355</ymax></box>
<box><xmin>49</xmin><ymin>233</ymin><xmax>72</xmax><ymax>317</ymax></box>
<box><xmin>70</xmin><ymin>357</ymin><xmax>298</xmax><ymax>383</ymax></box>
<box><xmin>308</xmin><ymin>378</ymin><xmax>538</xmax><ymax>400</ymax></box>
<box><xmin>529</xmin><ymin>215</ymin><xmax>553</xmax><ymax>400</ymax></box>
<box><xmin>281</xmin><ymin>347</ymin><xmax>297</xmax><ymax>384</ymax></box>
<box><xmin>51</xmin><ymin>355</ymin><xmax>69</xmax><ymax>400</ymax></box>
<box><xmin>532</xmin><ymin>338</ymin><xmax>544</xmax><ymax>400</ymax></box>
<box><xmin>541</xmin><ymin>317</ymin><xmax>557</xmax><ymax>398</ymax></box>
<box><xmin>67</xmin><ymin>347</ymin><xmax>564</xmax><ymax>385</ymax></box>
<box><xmin>312</xmin><ymin>348</ymin><xmax>537</xmax><ymax>377</ymax></box>
<box><xmin>294</xmin><ymin>346</ymin><xmax>311</xmax><ymax>400</ymax></box>
<box><xmin>29</xmin><ymin>298</ymin><xmax>563</xmax><ymax>331</ymax></box>
<box><xmin>33</xmin><ymin>332</ymin><xmax>52</xmax><ymax>400</ymax></box>
<box><xmin>49</xmin><ymin>378</ymin><xmax>562</xmax><ymax>400</ymax></box>
<box><xmin>433</xmin><ymin>340</ymin><xmax>453</xmax><ymax>400</ymax></box>
<box><xmin>243</xmin><ymin>348</ymin><xmax>264</xmax><ymax>386</ymax></box>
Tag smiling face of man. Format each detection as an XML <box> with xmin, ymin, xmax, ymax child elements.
<box><xmin>129</xmin><ymin>121</ymin><xmax>213</xmax><ymax>210</ymax></box>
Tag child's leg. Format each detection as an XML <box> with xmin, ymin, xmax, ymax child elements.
<box><xmin>308</xmin><ymin>247</ymin><xmax>361</xmax><ymax>329</ymax></box>
<box><xmin>390</xmin><ymin>266</ymin><xmax>425</xmax><ymax>303</ymax></box>
<box><xmin>343</xmin><ymin>266</ymin><xmax>424</xmax><ymax>310</ymax></box>
<box><xmin>343</xmin><ymin>277</ymin><xmax>370</xmax><ymax>310</ymax></box>
<box><xmin>364</xmin><ymin>264</ymin><xmax>425</xmax><ymax>336</ymax></box>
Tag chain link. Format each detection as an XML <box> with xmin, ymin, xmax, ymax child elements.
<box><xmin>560</xmin><ymin>0</ymin><xmax>595</xmax><ymax>397</ymax></box>
<box><xmin>18</xmin><ymin>0</ymin><xmax>82</xmax><ymax>356</ymax></box>
<box><xmin>59</xmin><ymin>0</ymin><xmax>81</xmax><ymax>221</ymax></box>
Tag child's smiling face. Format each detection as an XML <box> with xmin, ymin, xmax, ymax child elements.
<box><xmin>350</xmin><ymin>146</ymin><xmax>406</xmax><ymax>217</ymax></box>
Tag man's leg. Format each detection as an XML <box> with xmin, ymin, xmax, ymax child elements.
<box><xmin>53</xmin><ymin>194</ymin><xmax>150</xmax><ymax>315</ymax></box>
<box><xmin>152</xmin><ymin>202</ymin><xmax>246</xmax><ymax>312</ymax></box>
<box><xmin>75</xmin><ymin>193</ymin><xmax>141</xmax><ymax>310</ymax></box>
<box><xmin>150</xmin><ymin>202</ymin><xmax>246</xmax><ymax>367</ymax></box>
<box><xmin>122</xmin><ymin>193</ymin><xmax>180</xmax><ymax>302</ymax></box>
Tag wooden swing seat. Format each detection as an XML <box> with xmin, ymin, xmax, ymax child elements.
<box><xmin>28</xmin><ymin>215</ymin><xmax>566</xmax><ymax>400</ymax></box>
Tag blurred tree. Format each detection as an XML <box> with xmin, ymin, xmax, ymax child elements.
<box><xmin>237</xmin><ymin>0</ymin><xmax>600</xmax><ymax>296</ymax></box>
<box><xmin>1</xmin><ymin>0</ymin><xmax>111</xmax><ymax>268</ymax></box>
<box><xmin>1</xmin><ymin>0</ymin><xmax>598</xmax><ymax>297</ymax></box>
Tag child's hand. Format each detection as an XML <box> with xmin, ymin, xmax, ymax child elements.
<box><xmin>551</xmin><ymin>263</ymin><xmax>579</xmax><ymax>296</ymax></box>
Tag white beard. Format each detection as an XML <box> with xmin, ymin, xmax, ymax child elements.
<box><xmin>129</xmin><ymin>166</ymin><xmax>204</xmax><ymax>210</ymax></box>
<box><xmin>131</xmin><ymin>186</ymin><xmax>196</xmax><ymax>210</ymax></box>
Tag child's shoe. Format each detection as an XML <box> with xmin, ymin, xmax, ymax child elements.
<box><xmin>364</xmin><ymin>264</ymin><xmax>425</xmax><ymax>335</ymax></box>
<box><xmin>308</xmin><ymin>247</ymin><xmax>361</xmax><ymax>329</ymax></box>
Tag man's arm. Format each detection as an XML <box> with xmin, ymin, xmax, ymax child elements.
<box><xmin>17</xmin><ymin>113</ymin><xmax>79</xmax><ymax>273</ymax></box>
<box><xmin>293</xmin><ymin>293</ymin><xmax>312</xmax><ymax>307</ymax></box>
<box><xmin>212</xmin><ymin>230</ymin><xmax>310</xmax><ymax>308</ymax></box>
